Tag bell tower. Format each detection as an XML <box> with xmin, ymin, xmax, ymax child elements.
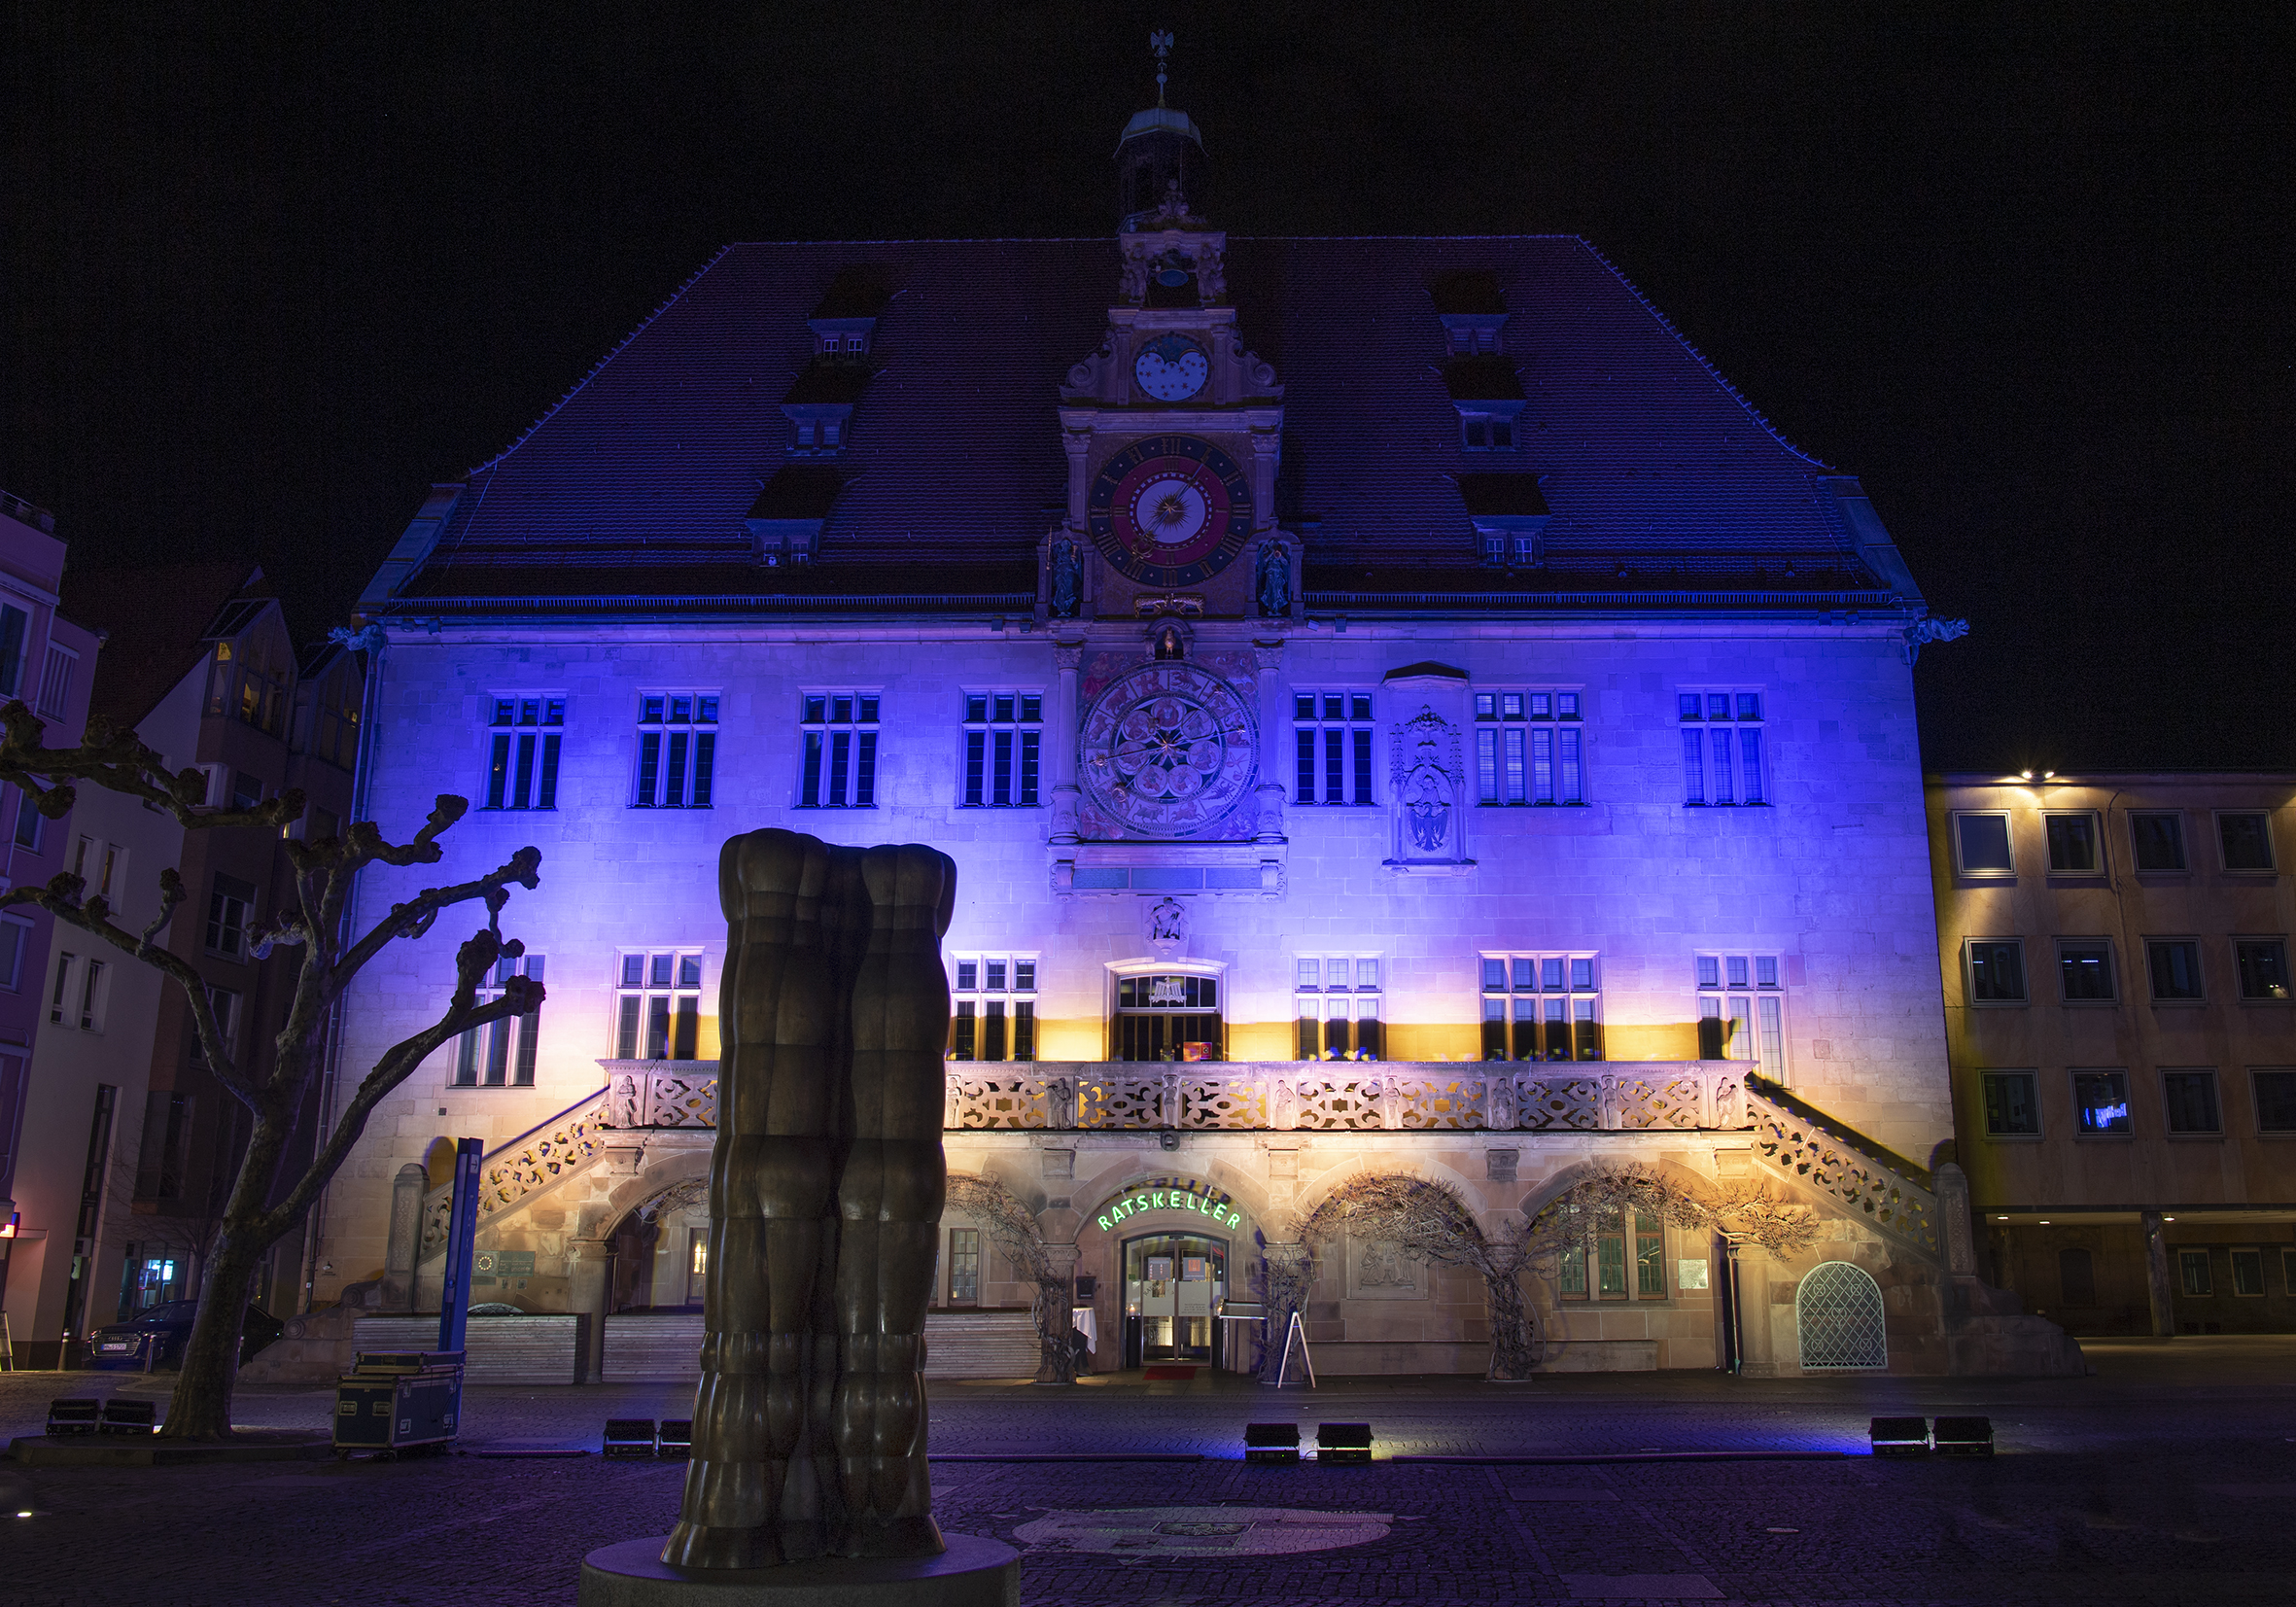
<box><xmin>1116</xmin><ymin>30</ymin><xmax>1207</xmax><ymax>230</ymax></box>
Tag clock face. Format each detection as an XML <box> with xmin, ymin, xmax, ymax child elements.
<box><xmin>1087</xmin><ymin>435</ymin><xmax>1253</xmax><ymax>586</ymax></box>
<box><xmin>1079</xmin><ymin>662</ymin><xmax>1258</xmax><ymax>837</ymax></box>
<box><xmin>1132</xmin><ymin>333</ymin><xmax>1210</xmax><ymax>402</ymax></box>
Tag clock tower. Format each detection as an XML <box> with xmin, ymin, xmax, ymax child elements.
<box><xmin>1037</xmin><ymin>40</ymin><xmax>1300</xmax><ymax>866</ymax></box>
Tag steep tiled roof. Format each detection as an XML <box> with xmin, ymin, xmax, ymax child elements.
<box><xmin>63</xmin><ymin>563</ymin><xmax>268</xmax><ymax>730</ymax></box>
<box><xmin>382</xmin><ymin>236</ymin><xmax>1914</xmax><ymax>612</ymax></box>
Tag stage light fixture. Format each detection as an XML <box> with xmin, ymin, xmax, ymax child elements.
<box><xmin>1244</xmin><ymin>1422</ymin><xmax>1301</xmax><ymax>1464</ymax></box>
<box><xmin>45</xmin><ymin>1399</ymin><xmax>100</xmax><ymax>1438</ymax></box>
<box><xmin>657</xmin><ymin>1418</ymin><xmax>694</xmax><ymax>1459</ymax></box>
<box><xmin>1869</xmin><ymin>1415</ymin><xmax>1930</xmax><ymax>1456</ymax></box>
<box><xmin>1931</xmin><ymin>1416</ymin><xmax>1994</xmax><ymax>1456</ymax></box>
<box><xmin>98</xmin><ymin>1399</ymin><xmax>157</xmax><ymax>1436</ymax></box>
<box><xmin>603</xmin><ymin>1418</ymin><xmax>658</xmax><ymax>1459</ymax></box>
<box><xmin>1317</xmin><ymin>1422</ymin><xmax>1374</xmax><ymax>1464</ymax></box>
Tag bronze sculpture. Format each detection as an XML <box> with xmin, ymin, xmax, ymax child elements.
<box><xmin>663</xmin><ymin>828</ymin><xmax>956</xmax><ymax>1569</ymax></box>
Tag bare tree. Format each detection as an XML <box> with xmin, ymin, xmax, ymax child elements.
<box><xmin>0</xmin><ymin>702</ymin><xmax>542</xmax><ymax>1439</ymax></box>
<box><xmin>1296</xmin><ymin>1165</ymin><xmax>1818</xmax><ymax>1381</ymax></box>
<box><xmin>944</xmin><ymin>1171</ymin><xmax>1079</xmax><ymax>1384</ymax></box>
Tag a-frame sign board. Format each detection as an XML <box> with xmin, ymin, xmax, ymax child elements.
<box><xmin>1274</xmin><ymin>1309</ymin><xmax>1316</xmax><ymax>1387</ymax></box>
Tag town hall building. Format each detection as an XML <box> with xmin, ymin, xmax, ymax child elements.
<box><xmin>313</xmin><ymin>76</ymin><xmax>2074</xmax><ymax>1381</ymax></box>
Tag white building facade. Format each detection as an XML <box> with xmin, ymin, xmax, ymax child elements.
<box><xmin>317</xmin><ymin>104</ymin><xmax>2070</xmax><ymax>1380</ymax></box>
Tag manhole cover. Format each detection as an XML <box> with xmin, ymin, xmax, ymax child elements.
<box><xmin>1015</xmin><ymin>1506</ymin><xmax>1392</xmax><ymax>1557</ymax></box>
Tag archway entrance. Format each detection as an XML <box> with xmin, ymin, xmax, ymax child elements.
<box><xmin>608</xmin><ymin>1177</ymin><xmax>707</xmax><ymax>1312</ymax></box>
<box><xmin>1796</xmin><ymin>1260</ymin><xmax>1887</xmax><ymax>1370</ymax></box>
<box><xmin>1123</xmin><ymin>1232</ymin><xmax>1228</xmax><ymax>1367</ymax></box>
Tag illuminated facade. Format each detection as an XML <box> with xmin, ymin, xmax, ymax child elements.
<box><xmin>317</xmin><ymin>92</ymin><xmax>2072</xmax><ymax>1378</ymax></box>
<box><xmin>1932</xmin><ymin>772</ymin><xmax>2296</xmax><ymax>1334</ymax></box>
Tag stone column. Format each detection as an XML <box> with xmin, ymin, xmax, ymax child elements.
<box><xmin>1040</xmin><ymin>1241</ymin><xmax>1082</xmax><ymax>1381</ymax></box>
<box><xmin>380</xmin><ymin>1162</ymin><xmax>427</xmax><ymax>1312</ymax></box>
<box><xmin>1935</xmin><ymin>1162</ymin><xmax>1977</xmax><ymax>1276</ymax></box>
<box><xmin>1259</xmin><ymin>1240</ymin><xmax>1313</xmax><ymax>1384</ymax></box>
<box><xmin>2140</xmin><ymin>1209</ymin><xmax>2176</xmax><ymax>1338</ymax></box>
<box><xmin>1252</xmin><ymin>641</ymin><xmax>1287</xmax><ymax>843</ymax></box>
<box><xmin>567</xmin><ymin>1239</ymin><xmax>614</xmax><ymax>1384</ymax></box>
<box><xmin>1050</xmin><ymin>641</ymin><xmax>1084</xmax><ymax>844</ymax></box>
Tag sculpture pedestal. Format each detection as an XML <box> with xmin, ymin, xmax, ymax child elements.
<box><xmin>578</xmin><ymin>1536</ymin><xmax>1020</xmax><ymax>1607</ymax></box>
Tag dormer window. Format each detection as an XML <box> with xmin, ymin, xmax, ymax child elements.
<box><xmin>1460</xmin><ymin>409</ymin><xmax>1518</xmax><ymax>451</ymax></box>
<box><xmin>1446</xmin><ymin>323</ymin><xmax>1504</xmax><ymax>356</ymax></box>
<box><xmin>1481</xmin><ymin>532</ymin><xmax>1541</xmax><ymax>567</ymax></box>
<box><xmin>795</xmin><ymin>419</ymin><xmax>817</xmax><ymax>449</ymax></box>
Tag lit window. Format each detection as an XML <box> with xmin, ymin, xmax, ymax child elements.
<box><xmin>452</xmin><ymin>954</ymin><xmax>546</xmax><ymax>1086</ymax></box>
<box><xmin>1111</xmin><ymin>971</ymin><xmax>1222</xmax><ymax>1063</ymax></box>
<box><xmin>948</xmin><ymin>954</ymin><xmax>1037</xmax><ymax>1062</ymax></box>
<box><xmin>1479</xmin><ymin>953</ymin><xmax>1601</xmax><ymax>1062</ymax></box>
<box><xmin>1294</xmin><ymin>955</ymin><xmax>1382</xmax><ymax>1061</ymax></box>
<box><xmin>1679</xmin><ymin>690</ymin><xmax>1766</xmax><ymax>806</ymax></box>
<box><xmin>960</xmin><ymin>691</ymin><xmax>1039</xmax><ymax>808</ymax></box>
<box><xmin>614</xmin><ymin>951</ymin><xmax>704</xmax><ymax>1061</ymax></box>
<box><xmin>1475</xmin><ymin>689</ymin><xmax>1584</xmax><ymax>806</ymax></box>
<box><xmin>2236</xmin><ymin>939</ymin><xmax>2290</xmax><ymax>1001</ymax></box>
<box><xmin>1549</xmin><ymin>1204</ymin><xmax>1667</xmax><ymax>1302</ymax></box>
<box><xmin>1694</xmin><ymin>953</ymin><xmax>1786</xmax><ymax>1076</ymax></box>
<box><xmin>1293</xmin><ymin>691</ymin><xmax>1375</xmax><ymax>806</ymax></box>
<box><xmin>487</xmin><ymin>695</ymin><xmax>566</xmax><ymax>811</ymax></box>
<box><xmin>634</xmin><ymin>693</ymin><xmax>717</xmax><ymax>809</ymax></box>
<box><xmin>947</xmin><ymin>1227</ymin><xmax>981</xmax><ymax>1306</ymax></box>
<box><xmin>2071</xmin><ymin>1068</ymin><xmax>2132</xmax><ymax>1135</ymax></box>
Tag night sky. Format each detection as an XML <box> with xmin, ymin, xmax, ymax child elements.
<box><xmin>5</xmin><ymin>4</ymin><xmax>2289</xmax><ymax>773</ymax></box>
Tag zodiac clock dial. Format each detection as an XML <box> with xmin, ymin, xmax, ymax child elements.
<box><xmin>1086</xmin><ymin>435</ymin><xmax>1253</xmax><ymax>586</ymax></box>
<box><xmin>1079</xmin><ymin>662</ymin><xmax>1258</xmax><ymax>837</ymax></box>
<box><xmin>1132</xmin><ymin>333</ymin><xmax>1210</xmax><ymax>402</ymax></box>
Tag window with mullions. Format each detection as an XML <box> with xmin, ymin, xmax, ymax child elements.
<box><xmin>1294</xmin><ymin>692</ymin><xmax>1376</xmax><ymax>805</ymax></box>
<box><xmin>451</xmin><ymin>954</ymin><xmax>546</xmax><ymax>1087</ymax></box>
<box><xmin>949</xmin><ymin>955</ymin><xmax>1037</xmax><ymax>1062</ymax></box>
<box><xmin>1294</xmin><ymin>955</ymin><xmax>1382</xmax><ymax>1060</ymax></box>
<box><xmin>1694</xmin><ymin>953</ymin><xmax>1786</xmax><ymax>1077</ymax></box>
<box><xmin>486</xmin><ymin>696</ymin><xmax>564</xmax><ymax>810</ymax></box>
<box><xmin>961</xmin><ymin>692</ymin><xmax>1040</xmax><ymax>808</ymax></box>
<box><xmin>635</xmin><ymin>694</ymin><xmax>717</xmax><ymax>809</ymax></box>
<box><xmin>1554</xmin><ymin>1205</ymin><xmax>1668</xmax><ymax>1302</ymax></box>
<box><xmin>1678</xmin><ymin>691</ymin><xmax>1765</xmax><ymax>806</ymax></box>
<box><xmin>799</xmin><ymin>692</ymin><xmax>877</xmax><ymax>807</ymax></box>
<box><xmin>1111</xmin><ymin>972</ymin><xmax>1222</xmax><ymax>1062</ymax></box>
<box><xmin>615</xmin><ymin>951</ymin><xmax>705</xmax><ymax>1060</ymax></box>
<box><xmin>1479</xmin><ymin>953</ymin><xmax>1602</xmax><ymax>1062</ymax></box>
<box><xmin>1475</xmin><ymin>690</ymin><xmax>1583</xmax><ymax>806</ymax></box>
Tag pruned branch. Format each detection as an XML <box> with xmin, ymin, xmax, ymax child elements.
<box><xmin>0</xmin><ymin>700</ymin><xmax>302</xmax><ymax>833</ymax></box>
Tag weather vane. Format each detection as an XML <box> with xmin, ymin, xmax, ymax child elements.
<box><xmin>1151</xmin><ymin>29</ymin><xmax>1173</xmax><ymax>107</ymax></box>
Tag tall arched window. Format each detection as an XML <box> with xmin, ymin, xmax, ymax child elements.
<box><xmin>1795</xmin><ymin>1260</ymin><xmax>1887</xmax><ymax>1370</ymax></box>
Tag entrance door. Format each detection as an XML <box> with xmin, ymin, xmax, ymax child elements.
<box><xmin>1123</xmin><ymin>1234</ymin><xmax>1227</xmax><ymax>1367</ymax></box>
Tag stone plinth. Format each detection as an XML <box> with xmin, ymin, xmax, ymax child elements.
<box><xmin>577</xmin><ymin>1536</ymin><xmax>1020</xmax><ymax>1607</ymax></box>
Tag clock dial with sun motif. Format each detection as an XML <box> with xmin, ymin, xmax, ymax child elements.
<box><xmin>1079</xmin><ymin>661</ymin><xmax>1258</xmax><ymax>837</ymax></box>
<box><xmin>1086</xmin><ymin>435</ymin><xmax>1253</xmax><ymax>586</ymax></box>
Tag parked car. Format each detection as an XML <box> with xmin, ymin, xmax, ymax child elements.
<box><xmin>87</xmin><ymin>1302</ymin><xmax>285</xmax><ymax>1370</ymax></box>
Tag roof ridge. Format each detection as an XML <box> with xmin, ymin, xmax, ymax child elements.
<box><xmin>1572</xmin><ymin>237</ymin><xmax>1833</xmax><ymax>474</ymax></box>
<box><xmin>469</xmin><ymin>243</ymin><xmax>737</xmax><ymax>474</ymax></box>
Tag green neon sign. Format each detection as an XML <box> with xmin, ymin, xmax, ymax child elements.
<box><xmin>1094</xmin><ymin>1187</ymin><xmax>1239</xmax><ymax>1233</ymax></box>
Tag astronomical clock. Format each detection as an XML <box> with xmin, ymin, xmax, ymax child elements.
<box><xmin>1042</xmin><ymin>188</ymin><xmax>1297</xmax><ymax>856</ymax></box>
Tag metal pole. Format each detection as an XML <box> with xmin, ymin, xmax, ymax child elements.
<box><xmin>436</xmin><ymin>1137</ymin><xmax>483</xmax><ymax>1354</ymax></box>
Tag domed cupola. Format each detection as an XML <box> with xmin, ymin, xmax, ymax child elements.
<box><xmin>1117</xmin><ymin>30</ymin><xmax>1208</xmax><ymax>230</ymax></box>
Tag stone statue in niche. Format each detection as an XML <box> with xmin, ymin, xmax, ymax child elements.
<box><xmin>1400</xmin><ymin>754</ymin><xmax>1453</xmax><ymax>854</ymax></box>
<box><xmin>663</xmin><ymin>828</ymin><xmax>957</xmax><ymax>1569</ymax></box>
<box><xmin>1388</xmin><ymin>706</ymin><xmax>1467</xmax><ymax>864</ymax></box>
<box><xmin>1486</xmin><ymin>1070</ymin><xmax>1518</xmax><ymax>1132</ymax></box>
<box><xmin>611</xmin><ymin>1072</ymin><xmax>643</xmax><ymax>1128</ymax></box>
<box><xmin>1048</xmin><ymin>532</ymin><xmax>1081</xmax><ymax>618</ymax></box>
<box><xmin>1255</xmin><ymin>541</ymin><xmax>1292</xmax><ymax>618</ymax></box>
<box><xmin>1046</xmin><ymin>1074</ymin><xmax>1075</xmax><ymax>1131</ymax></box>
<box><xmin>1144</xmin><ymin>896</ymin><xmax>1188</xmax><ymax>955</ymax></box>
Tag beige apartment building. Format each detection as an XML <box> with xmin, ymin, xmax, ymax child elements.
<box><xmin>1931</xmin><ymin>772</ymin><xmax>2296</xmax><ymax>1334</ymax></box>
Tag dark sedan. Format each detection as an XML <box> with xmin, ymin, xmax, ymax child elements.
<box><xmin>87</xmin><ymin>1302</ymin><xmax>284</xmax><ymax>1370</ymax></box>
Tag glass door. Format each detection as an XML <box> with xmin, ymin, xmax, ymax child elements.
<box><xmin>1123</xmin><ymin>1233</ymin><xmax>1227</xmax><ymax>1365</ymax></box>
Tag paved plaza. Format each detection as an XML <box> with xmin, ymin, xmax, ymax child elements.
<box><xmin>4</xmin><ymin>1340</ymin><xmax>2294</xmax><ymax>1605</ymax></box>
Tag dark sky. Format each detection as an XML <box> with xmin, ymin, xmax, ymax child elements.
<box><xmin>5</xmin><ymin>3</ymin><xmax>2290</xmax><ymax>773</ymax></box>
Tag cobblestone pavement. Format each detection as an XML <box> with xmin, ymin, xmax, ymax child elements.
<box><xmin>4</xmin><ymin>1338</ymin><xmax>2293</xmax><ymax>1605</ymax></box>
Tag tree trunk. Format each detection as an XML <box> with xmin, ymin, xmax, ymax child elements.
<box><xmin>1484</xmin><ymin>1265</ymin><xmax>1540</xmax><ymax>1380</ymax></box>
<box><xmin>1032</xmin><ymin>1281</ymin><xmax>1077</xmax><ymax>1384</ymax></box>
<box><xmin>161</xmin><ymin>1106</ymin><xmax>296</xmax><ymax>1439</ymax></box>
<box><xmin>161</xmin><ymin>1228</ymin><xmax>265</xmax><ymax>1438</ymax></box>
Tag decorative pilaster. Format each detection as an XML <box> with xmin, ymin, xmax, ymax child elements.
<box><xmin>1050</xmin><ymin>641</ymin><xmax>1084</xmax><ymax>844</ymax></box>
<box><xmin>1252</xmin><ymin>640</ymin><xmax>1287</xmax><ymax>843</ymax></box>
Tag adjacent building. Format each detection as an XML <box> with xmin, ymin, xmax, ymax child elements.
<box><xmin>1931</xmin><ymin>771</ymin><xmax>2296</xmax><ymax>1334</ymax></box>
<box><xmin>316</xmin><ymin>85</ymin><xmax>2069</xmax><ymax>1380</ymax></box>
<box><xmin>0</xmin><ymin>488</ymin><xmax>102</xmax><ymax>1365</ymax></box>
<box><xmin>2</xmin><ymin>566</ymin><xmax>363</xmax><ymax>1365</ymax></box>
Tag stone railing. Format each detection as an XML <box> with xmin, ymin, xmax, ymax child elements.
<box><xmin>1742</xmin><ymin>1073</ymin><xmax>1939</xmax><ymax>1255</ymax></box>
<box><xmin>945</xmin><ymin>1061</ymin><xmax>1750</xmax><ymax>1134</ymax></box>
<box><xmin>418</xmin><ymin>1087</ymin><xmax>613</xmax><ymax>1258</ymax></box>
<box><xmin>598</xmin><ymin>1060</ymin><xmax>719</xmax><ymax>1129</ymax></box>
